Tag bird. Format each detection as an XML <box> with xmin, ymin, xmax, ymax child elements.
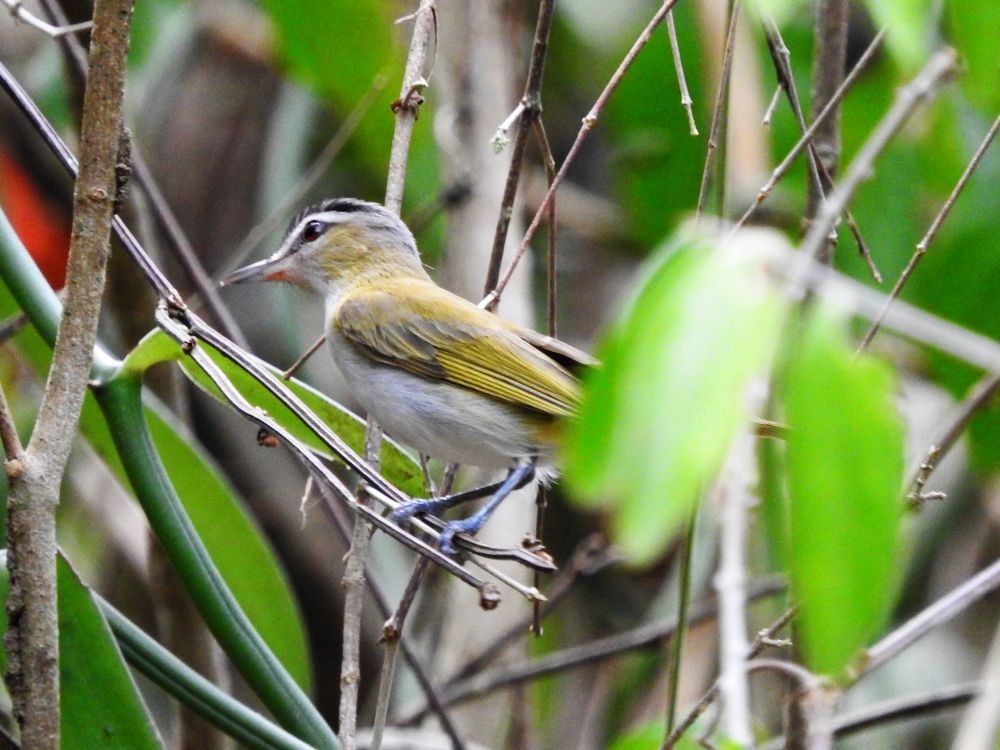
<box><xmin>222</xmin><ymin>197</ymin><xmax>595</xmax><ymax>554</ymax></box>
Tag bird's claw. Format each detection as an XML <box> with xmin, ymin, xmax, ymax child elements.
<box><xmin>438</xmin><ymin>518</ymin><xmax>481</xmax><ymax>556</ymax></box>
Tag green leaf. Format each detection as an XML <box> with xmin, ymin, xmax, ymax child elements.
<box><xmin>121</xmin><ymin>330</ymin><xmax>423</xmax><ymax>497</ymax></box>
<box><xmin>0</xmin><ymin>556</ymin><xmax>163</xmax><ymax>749</ymax></box>
<box><xmin>783</xmin><ymin>306</ymin><xmax>904</xmax><ymax>677</ymax></box>
<box><xmin>608</xmin><ymin>723</ymin><xmax>701</xmax><ymax>750</ymax></box>
<box><xmin>565</xmin><ymin>227</ymin><xmax>787</xmax><ymax>565</ymax></box>
<box><xmin>862</xmin><ymin>0</ymin><xmax>933</xmax><ymax>72</ymax></box>
<box><xmin>78</xmin><ymin>391</ymin><xmax>313</xmax><ymax>692</ymax></box>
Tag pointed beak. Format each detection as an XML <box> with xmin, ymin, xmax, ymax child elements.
<box><xmin>220</xmin><ymin>257</ymin><xmax>284</xmax><ymax>287</ymax></box>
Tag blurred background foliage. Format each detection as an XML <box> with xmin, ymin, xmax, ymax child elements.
<box><xmin>2</xmin><ymin>0</ymin><xmax>1000</xmax><ymax>748</ymax></box>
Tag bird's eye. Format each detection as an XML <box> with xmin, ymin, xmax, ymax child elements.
<box><xmin>301</xmin><ymin>221</ymin><xmax>325</xmax><ymax>243</ymax></box>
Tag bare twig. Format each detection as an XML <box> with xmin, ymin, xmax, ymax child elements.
<box><xmin>859</xmin><ymin>112</ymin><xmax>1000</xmax><ymax>351</ymax></box>
<box><xmin>339</xmin><ymin>4</ymin><xmax>437</xmax><ymax>742</ymax></box>
<box><xmin>804</xmin><ymin>0</ymin><xmax>850</xmax><ymax>250</ymax></box>
<box><xmin>282</xmin><ymin>334</ymin><xmax>326</xmax><ymax>380</ymax></box>
<box><xmin>0</xmin><ymin>311</ymin><xmax>28</xmax><ymax>343</ymax></box>
<box><xmin>796</xmin><ymin>48</ymin><xmax>958</xmax><ymax>275</ymax></box>
<box><xmin>0</xmin><ymin>381</ymin><xmax>23</xmax><ymax>462</ymax></box>
<box><xmin>714</xmin><ymin>431</ymin><xmax>754</xmax><ymax>746</ymax></box>
<box><xmin>748</xmin><ymin>659</ymin><xmax>833</xmax><ymax>750</ymax></box>
<box><xmin>661</xmin><ymin>608</ymin><xmax>796</xmax><ymax>749</ymax></box>
<box><xmin>385</xmin><ymin>0</ymin><xmax>436</xmax><ymax>214</ymax></box>
<box><xmin>762</xmin><ymin>84</ymin><xmax>782</xmax><ymax>127</ymax></box>
<box><xmin>5</xmin><ymin>0</ymin><xmax>134</xmax><ymax>745</ymax></box>
<box><xmin>908</xmin><ymin>373</ymin><xmax>1000</xmax><ymax>505</ymax></box>
<box><xmin>695</xmin><ymin>0</ymin><xmax>741</xmax><ymax>221</ymax></box>
<box><xmin>38</xmin><ymin>0</ymin><xmax>249</xmax><ymax>348</ymax></box>
<box><xmin>666</xmin><ymin>10</ymin><xmax>698</xmax><ymax>136</ymax></box>
<box><xmin>759</xmin><ymin>683</ymin><xmax>979</xmax><ymax>749</ymax></box>
<box><xmin>481</xmin><ymin>0</ymin><xmax>556</xmax><ymax>301</ymax></box>
<box><xmin>3</xmin><ymin>0</ymin><xmax>91</xmax><ymax>37</ymax></box>
<box><xmin>371</xmin><ymin>556</ymin><xmax>431</xmax><ymax>750</ymax></box>
<box><xmin>398</xmin><ymin>577</ymin><xmax>787</xmax><ymax>725</ymax></box>
<box><xmin>665</xmin><ymin>512</ymin><xmax>697</xmax><ymax>734</ymax></box>
<box><xmin>761</xmin><ymin>19</ymin><xmax>880</xmax><ymax>282</ymax></box>
<box><xmin>483</xmin><ymin>0</ymin><xmax>679</xmax><ymax>308</ymax></box>
<box><xmin>860</xmin><ymin>558</ymin><xmax>1000</xmax><ymax>678</ymax></box>
<box><xmin>735</xmin><ymin>29</ymin><xmax>887</xmax><ymax>229</ymax></box>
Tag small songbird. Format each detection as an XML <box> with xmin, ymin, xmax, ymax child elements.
<box><xmin>222</xmin><ymin>198</ymin><xmax>594</xmax><ymax>553</ymax></box>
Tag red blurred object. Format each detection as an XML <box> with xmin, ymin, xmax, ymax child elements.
<box><xmin>0</xmin><ymin>145</ymin><xmax>70</xmax><ymax>290</ymax></box>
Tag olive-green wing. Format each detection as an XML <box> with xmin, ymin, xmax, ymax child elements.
<box><xmin>333</xmin><ymin>280</ymin><xmax>580</xmax><ymax>417</ymax></box>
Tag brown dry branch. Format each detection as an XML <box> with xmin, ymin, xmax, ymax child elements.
<box><xmin>795</xmin><ymin>48</ymin><xmax>958</xmax><ymax>278</ymax></box>
<box><xmin>735</xmin><ymin>28</ymin><xmax>886</xmax><ymax>230</ymax></box>
<box><xmin>38</xmin><ymin>0</ymin><xmax>249</xmax><ymax>349</ymax></box>
<box><xmin>859</xmin><ymin>112</ymin><xmax>1000</xmax><ymax>351</ymax></box>
<box><xmin>339</xmin><ymin>3</ymin><xmax>437</xmax><ymax>745</ymax></box>
<box><xmin>4</xmin><ymin>0</ymin><xmax>134</xmax><ymax>746</ymax></box>
<box><xmin>804</xmin><ymin>0</ymin><xmax>849</xmax><ymax>261</ymax></box>
<box><xmin>666</xmin><ymin>9</ymin><xmax>699</xmax><ymax>136</ymax></box>
<box><xmin>482</xmin><ymin>0</ymin><xmax>556</xmax><ymax>302</ymax></box>
<box><xmin>483</xmin><ymin>0</ymin><xmax>680</xmax><ymax>308</ymax></box>
<box><xmin>695</xmin><ymin>0</ymin><xmax>741</xmax><ymax>221</ymax></box>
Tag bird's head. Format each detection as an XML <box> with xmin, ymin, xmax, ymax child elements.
<box><xmin>221</xmin><ymin>198</ymin><xmax>427</xmax><ymax>296</ymax></box>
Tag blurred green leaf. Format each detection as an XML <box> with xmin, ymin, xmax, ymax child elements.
<box><xmin>863</xmin><ymin>0</ymin><xmax>933</xmax><ymax>72</ymax></box>
<box><xmin>121</xmin><ymin>330</ymin><xmax>423</xmax><ymax>496</ymax></box>
<box><xmin>783</xmin><ymin>305</ymin><xmax>903</xmax><ymax>677</ymax></box>
<box><xmin>0</xmin><ymin>556</ymin><xmax>163</xmax><ymax>749</ymax></box>
<box><xmin>945</xmin><ymin>0</ymin><xmax>1000</xmax><ymax>111</ymax></box>
<box><xmin>565</xmin><ymin>227</ymin><xmax>786</xmax><ymax>565</ymax></box>
<box><xmin>608</xmin><ymin>723</ymin><xmax>700</xmax><ymax>750</ymax></box>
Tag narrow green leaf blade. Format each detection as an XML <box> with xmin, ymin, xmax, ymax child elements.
<box><xmin>784</xmin><ymin>306</ymin><xmax>904</xmax><ymax>677</ymax></box>
<box><xmin>79</xmin><ymin>392</ymin><xmax>313</xmax><ymax>692</ymax></box>
<box><xmin>565</xmin><ymin>228</ymin><xmax>787</xmax><ymax>565</ymax></box>
<box><xmin>0</xmin><ymin>556</ymin><xmax>163</xmax><ymax>749</ymax></box>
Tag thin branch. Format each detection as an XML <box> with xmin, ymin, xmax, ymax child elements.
<box><xmin>858</xmin><ymin>112</ymin><xmax>1000</xmax><ymax>351</ymax></box>
<box><xmin>384</xmin><ymin>0</ymin><xmax>436</xmax><ymax>214</ymax></box>
<box><xmin>762</xmin><ymin>84</ymin><xmax>782</xmax><ymax>127</ymax></box>
<box><xmin>665</xmin><ymin>512</ymin><xmax>697</xmax><ymax>734</ymax></box>
<box><xmin>482</xmin><ymin>0</ymin><xmax>679</xmax><ymax>308</ymax></box>
<box><xmin>804</xmin><ymin>0</ymin><xmax>850</xmax><ymax>251</ymax></box>
<box><xmin>761</xmin><ymin>19</ymin><xmax>880</xmax><ymax>282</ymax></box>
<box><xmin>37</xmin><ymin>0</ymin><xmax>249</xmax><ymax>348</ymax></box>
<box><xmin>281</xmin><ymin>334</ymin><xmax>326</xmax><ymax>379</ymax></box>
<box><xmin>734</xmin><ymin>28</ymin><xmax>887</xmax><ymax>230</ymax></box>
<box><xmin>343</xmin><ymin>5</ymin><xmax>437</xmax><ymax>741</ymax></box>
<box><xmin>666</xmin><ymin>10</ymin><xmax>698</xmax><ymax>136</ymax></box>
<box><xmin>661</xmin><ymin>608</ymin><xmax>796</xmax><ymax>749</ymax></box>
<box><xmin>5</xmin><ymin>0</ymin><xmax>134</xmax><ymax>745</ymax></box>
<box><xmin>371</xmin><ymin>557</ymin><xmax>431</xmax><ymax>750</ymax></box>
<box><xmin>397</xmin><ymin>577</ymin><xmax>787</xmax><ymax>725</ymax></box>
<box><xmin>860</xmin><ymin>558</ymin><xmax>1000</xmax><ymax>679</ymax></box>
<box><xmin>0</xmin><ymin>381</ymin><xmax>24</xmax><ymax>462</ymax></box>
<box><xmin>482</xmin><ymin>0</ymin><xmax>556</xmax><ymax>301</ymax></box>
<box><xmin>795</xmin><ymin>48</ymin><xmax>958</xmax><ymax>275</ymax></box>
<box><xmin>0</xmin><ymin>311</ymin><xmax>28</xmax><ymax>343</ymax></box>
<box><xmin>748</xmin><ymin>659</ymin><xmax>833</xmax><ymax>750</ymax></box>
<box><xmin>2</xmin><ymin>0</ymin><xmax>91</xmax><ymax>37</ymax></box>
<box><xmin>907</xmin><ymin>373</ymin><xmax>1000</xmax><ymax>504</ymax></box>
<box><xmin>695</xmin><ymin>0</ymin><xmax>741</xmax><ymax>221</ymax></box>
<box><xmin>714</xmin><ymin>431</ymin><xmax>754</xmax><ymax>746</ymax></box>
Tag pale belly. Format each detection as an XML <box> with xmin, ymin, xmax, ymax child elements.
<box><xmin>329</xmin><ymin>332</ymin><xmax>548</xmax><ymax>469</ymax></box>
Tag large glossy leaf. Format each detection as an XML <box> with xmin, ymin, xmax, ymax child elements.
<box><xmin>564</xmin><ymin>227</ymin><xmax>786</xmax><ymax>565</ymax></box>
<box><xmin>120</xmin><ymin>330</ymin><xmax>423</xmax><ymax>497</ymax></box>
<box><xmin>0</xmin><ymin>555</ymin><xmax>163</xmax><ymax>749</ymax></box>
<box><xmin>783</xmin><ymin>306</ymin><xmax>904</xmax><ymax>677</ymax></box>
<box><xmin>1</xmin><ymin>282</ymin><xmax>314</xmax><ymax>692</ymax></box>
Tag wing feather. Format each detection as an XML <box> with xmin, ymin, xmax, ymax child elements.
<box><xmin>332</xmin><ymin>278</ymin><xmax>581</xmax><ymax>417</ymax></box>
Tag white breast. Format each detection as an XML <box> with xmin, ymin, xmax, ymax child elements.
<box><xmin>327</xmin><ymin>330</ymin><xmax>548</xmax><ymax>469</ymax></box>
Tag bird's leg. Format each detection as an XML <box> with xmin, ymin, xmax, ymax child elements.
<box><xmin>390</xmin><ymin>459</ymin><xmax>537</xmax><ymax>523</ymax></box>
<box><xmin>437</xmin><ymin>459</ymin><xmax>537</xmax><ymax>555</ymax></box>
